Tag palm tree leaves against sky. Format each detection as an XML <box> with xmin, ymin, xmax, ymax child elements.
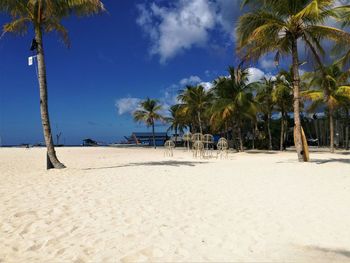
<box><xmin>211</xmin><ymin>67</ymin><xmax>257</xmax><ymax>152</ymax></box>
<box><xmin>133</xmin><ymin>98</ymin><xmax>165</xmax><ymax>149</ymax></box>
<box><xmin>236</xmin><ymin>0</ymin><xmax>350</xmax><ymax>161</ymax></box>
<box><xmin>0</xmin><ymin>0</ymin><xmax>105</xmax><ymax>169</ymax></box>
<box><xmin>166</xmin><ymin>105</ymin><xmax>187</xmax><ymax>142</ymax></box>
<box><xmin>177</xmin><ymin>85</ymin><xmax>213</xmax><ymax>134</ymax></box>
<box><xmin>302</xmin><ymin>63</ymin><xmax>350</xmax><ymax>152</ymax></box>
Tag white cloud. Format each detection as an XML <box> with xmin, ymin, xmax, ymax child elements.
<box><xmin>179</xmin><ymin>75</ymin><xmax>202</xmax><ymax>86</ymax></box>
<box><xmin>136</xmin><ymin>0</ymin><xmax>241</xmax><ymax>63</ymax></box>
<box><xmin>260</xmin><ymin>57</ymin><xmax>276</xmax><ymax>70</ymax></box>
<box><xmin>137</xmin><ymin>0</ymin><xmax>216</xmax><ymax>63</ymax></box>
<box><xmin>247</xmin><ymin>67</ymin><xmax>266</xmax><ymax>83</ymax></box>
<box><xmin>199</xmin><ymin>81</ymin><xmax>213</xmax><ymax>90</ymax></box>
<box><xmin>115</xmin><ymin>97</ymin><xmax>141</xmax><ymax>115</ymax></box>
<box><xmin>116</xmin><ymin>74</ymin><xmax>214</xmax><ymax>117</ymax></box>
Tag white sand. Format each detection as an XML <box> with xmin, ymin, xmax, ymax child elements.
<box><xmin>0</xmin><ymin>147</ymin><xmax>350</xmax><ymax>262</ymax></box>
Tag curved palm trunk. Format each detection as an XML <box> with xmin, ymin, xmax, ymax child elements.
<box><xmin>35</xmin><ymin>26</ymin><xmax>65</xmax><ymax>169</ymax></box>
<box><xmin>267</xmin><ymin>113</ymin><xmax>272</xmax><ymax>150</ymax></box>
<box><xmin>291</xmin><ymin>38</ymin><xmax>305</xmax><ymax>162</ymax></box>
<box><xmin>151</xmin><ymin>120</ymin><xmax>156</xmax><ymax>149</ymax></box>
<box><xmin>280</xmin><ymin>111</ymin><xmax>284</xmax><ymax>151</ymax></box>
<box><xmin>329</xmin><ymin>107</ymin><xmax>335</xmax><ymax>153</ymax></box>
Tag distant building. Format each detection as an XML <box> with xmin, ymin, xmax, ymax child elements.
<box><xmin>126</xmin><ymin>132</ymin><xmax>168</xmax><ymax>146</ymax></box>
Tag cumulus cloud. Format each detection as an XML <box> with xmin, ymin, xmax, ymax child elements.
<box><xmin>115</xmin><ymin>97</ymin><xmax>141</xmax><ymax>115</ymax></box>
<box><xmin>247</xmin><ymin>67</ymin><xmax>266</xmax><ymax>83</ymax></box>
<box><xmin>179</xmin><ymin>75</ymin><xmax>202</xmax><ymax>86</ymax></box>
<box><xmin>259</xmin><ymin>57</ymin><xmax>277</xmax><ymax>70</ymax></box>
<box><xmin>136</xmin><ymin>0</ymin><xmax>241</xmax><ymax>63</ymax></box>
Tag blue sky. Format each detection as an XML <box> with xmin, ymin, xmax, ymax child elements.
<box><xmin>0</xmin><ymin>0</ymin><xmax>291</xmax><ymax>145</ymax></box>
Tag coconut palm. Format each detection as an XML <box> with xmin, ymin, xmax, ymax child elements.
<box><xmin>237</xmin><ymin>0</ymin><xmax>350</xmax><ymax>161</ymax></box>
<box><xmin>273</xmin><ymin>70</ymin><xmax>294</xmax><ymax>151</ymax></box>
<box><xmin>166</xmin><ymin>104</ymin><xmax>187</xmax><ymax>143</ymax></box>
<box><xmin>302</xmin><ymin>63</ymin><xmax>350</xmax><ymax>152</ymax></box>
<box><xmin>133</xmin><ymin>98</ymin><xmax>165</xmax><ymax>149</ymax></box>
<box><xmin>0</xmin><ymin>0</ymin><xmax>105</xmax><ymax>169</ymax></box>
<box><xmin>177</xmin><ymin>85</ymin><xmax>213</xmax><ymax>134</ymax></box>
<box><xmin>255</xmin><ymin>77</ymin><xmax>275</xmax><ymax>150</ymax></box>
<box><xmin>211</xmin><ymin>67</ymin><xmax>256</xmax><ymax>152</ymax></box>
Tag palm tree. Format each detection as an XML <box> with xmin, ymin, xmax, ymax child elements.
<box><xmin>255</xmin><ymin>77</ymin><xmax>275</xmax><ymax>150</ymax></box>
<box><xmin>166</xmin><ymin>104</ymin><xmax>187</xmax><ymax>143</ymax></box>
<box><xmin>273</xmin><ymin>70</ymin><xmax>293</xmax><ymax>151</ymax></box>
<box><xmin>302</xmin><ymin>63</ymin><xmax>350</xmax><ymax>152</ymax></box>
<box><xmin>177</xmin><ymin>85</ymin><xmax>213</xmax><ymax>134</ymax></box>
<box><xmin>133</xmin><ymin>98</ymin><xmax>165</xmax><ymax>149</ymax></box>
<box><xmin>211</xmin><ymin>67</ymin><xmax>256</xmax><ymax>152</ymax></box>
<box><xmin>237</xmin><ymin>0</ymin><xmax>350</xmax><ymax>161</ymax></box>
<box><xmin>0</xmin><ymin>0</ymin><xmax>105</xmax><ymax>169</ymax></box>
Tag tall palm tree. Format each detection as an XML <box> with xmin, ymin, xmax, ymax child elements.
<box><xmin>211</xmin><ymin>67</ymin><xmax>256</xmax><ymax>152</ymax></box>
<box><xmin>177</xmin><ymin>85</ymin><xmax>213</xmax><ymax>134</ymax></box>
<box><xmin>237</xmin><ymin>0</ymin><xmax>350</xmax><ymax>161</ymax></box>
<box><xmin>255</xmin><ymin>77</ymin><xmax>275</xmax><ymax>150</ymax></box>
<box><xmin>273</xmin><ymin>70</ymin><xmax>293</xmax><ymax>151</ymax></box>
<box><xmin>166</xmin><ymin>104</ymin><xmax>187</xmax><ymax>143</ymax></box>
<box><xmin>133</xmin><ymin>98</ymin><xmax>165</xmax><ymax>149</ymax></box>
<box><xmin>0</xmin><ymin>0</ymin><xmax>105</xmax><ymax>169</ymax></box>
<box><xmin>302</xmin><ymin>63</ymin><xmax>350</xmax><ymax>152</ymax></box>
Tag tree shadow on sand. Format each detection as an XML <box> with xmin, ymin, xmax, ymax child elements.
<box><xmin>311</xmin><ymin>158</ymin><xmax>350</xmax><ymax>164</ymax></box>
<box><xmin>245</xmin><ymin>150</ymin><xmax>279</xmax><ymax>154</ymax></box>
<box><xmin>303</xmin><ymin>246</ymin><xmax>350</xmax><ymax>259</ymax></box>
<box><xmin>83</xmin><ymin>160</ymin><xmax>206</xmax><ymax>170</ymax></box>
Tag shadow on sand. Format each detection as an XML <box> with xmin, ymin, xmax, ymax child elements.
<box><xmin>245</xmin><ymin>150</ymin><xmax>279</xmax><ymax>154</ymax></box>
<box><xmin>311</xmin><ymin>158</ymin><xmax>350</xmax><ymax>164</ymax></box>
<box><xmin>83</xmin><ymin>160</ymin><xmax>206</xmax><ymax>170</ymax></box>
<box><xmin>304</xmin><ymin>246</ymin><xmax>350</xmax><ymax>259</ymax></box>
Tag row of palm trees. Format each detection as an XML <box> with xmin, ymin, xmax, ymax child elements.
<box><xmin>135</xmin><ymin>63</ymin><xmax>350</xmax><ymax>153</ymax></box>
<box><xmin>236</xmin><ymin>0</ymin><xmax>350</xmax><ymax>161</ymax></box>
<box><xmin>2</xmin><ymin>0</ymin><xmax>350</xmax><ymax>168</ymax></box>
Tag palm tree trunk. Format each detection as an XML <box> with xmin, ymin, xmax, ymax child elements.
<box><xmin>152</xmin><ymin>120</ymin><xmax>156</xmax><ymax>149</ymax></box>
<box><xmin>346</xmin><ymin>108</ymin><xmax>349</xmax><ymax>150</ymax></box>
<box><xmin>175</xmin><ymin>127</ymin><xmax>178</xmax><ymax>146</ymax></box>
<box><xmin>314</xmin><ymin>118</ymin><xmax>320</xmax><ymax>147</ymax></box>
<box><xmin>280</xmin><ymin>111</ymin><xmax>284</xmax><ymax>151</ymax></box>
<box><xmin>35</xmin><ymin>26</ymin><xmax>65</xmax><ymax>169</ymax></box>
<box><xmin>291</xmin><ymin>38</ymin><xmax>305</xmax><ymax>162</ymax></box>
<box><xmin>252</xmin><ymin>120</ymin><xmax>256</xmax><ymax>150</ymax></box>
<box><xmin>237</xmin><ymin>120</ymin><xmax>244</xmax><ymax>152</ymax></box>
<box><xmin>267</xmin><ymin>113</ymin><xmax>272</xmax><ymax>150</ymax></box>
<box><xmin>197</xmin><ymin>111</ymin><xmax>203</xmax><ymax>134</ymax></box>
<box><xmin>329</xmin><ymin>107</ymin><xmax>335</xmax><ymax>153</ymax></box>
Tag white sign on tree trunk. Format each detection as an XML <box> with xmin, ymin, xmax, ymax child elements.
<box><xmin>28</xmin><ymin>56</ymin><xmax>33</xmax><ymax>66</ymax></box>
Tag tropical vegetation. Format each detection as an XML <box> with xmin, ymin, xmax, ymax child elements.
<box><xmin>133</xmin><ymin>98</ymin><xmax>165</xmax><ymax>149</ymax></box>
<box><xmin>0</xmin><ymin>0</ymin><xmax>105</xmax><ymax>169</ymax></box>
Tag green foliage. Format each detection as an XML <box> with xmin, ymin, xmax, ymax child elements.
<box><xmin>133</xmin><ymin>98</ymin><xmax>164</xmax><ymax>127</ymax></box>
<box><xmin>0</xmin><ymin>0</ymin><xmax>105</xmax><ymax>45</ymax></box>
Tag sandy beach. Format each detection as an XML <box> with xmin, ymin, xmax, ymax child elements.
<box><xmin>0</xmin><ymin>147</ymin><xmax>350</xmax><ymax>262</ymax></box>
